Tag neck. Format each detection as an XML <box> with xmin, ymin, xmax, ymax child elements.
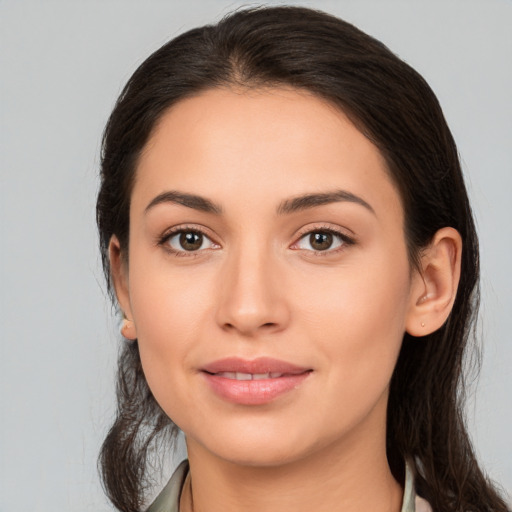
<box><xmin>182</xmin><ymin>405</ymin><xmax>403</xmax><ymax>512</ymax></box>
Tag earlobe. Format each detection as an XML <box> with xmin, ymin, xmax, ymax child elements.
<box><xmin>406</xmin><ymin>227</ymin><xmax>462</xmax><ymax>337</ymax></box>
<box><xmin>120</xmin><ymin>318</ymin><xmax>137</xmax><ymax>340</ymax></box>
<box><xmin>109</xmin><ymin>235</ymin><xmax>137</xmax><ymax>340</ymax></box>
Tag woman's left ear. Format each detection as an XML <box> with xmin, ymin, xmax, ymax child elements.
<box><xmin>406</xmin><ymin>227</ymin><xmax>462</xmax><ymax>337</ymax></box>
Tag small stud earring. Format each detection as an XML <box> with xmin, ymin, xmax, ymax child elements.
<box><xmin>421</xmin><ymin>322</ymin><xmax>425</xmax><ymax>327</ymax></box>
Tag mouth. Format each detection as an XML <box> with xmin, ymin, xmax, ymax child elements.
<box><xmin>209</xmin><ymin>371</ymin><xmax>295</xmax><ymax>380</ymax></box>
<box><xmin>201</xmin><ymin>356</ymin><xmax>310</xmax><ymax>375</ymax></box>
<box><xmin>200</xmin><ymin>357</ymin><xmax>312</xmax><ymax>405</ymax></box>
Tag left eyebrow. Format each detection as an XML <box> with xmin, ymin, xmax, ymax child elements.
<box><xmin>277</xmin><ymin>190</ymin><xmax>375</xmax><ymax>215</ymax></box>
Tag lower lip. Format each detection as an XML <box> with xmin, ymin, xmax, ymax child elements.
<box><xmin>202</xmin><ymin>372</ymin><xmax>311</xmax><ymax>405</ymax></box>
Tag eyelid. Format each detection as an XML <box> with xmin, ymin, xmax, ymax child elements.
<box><xmin>290</xmin><ymin>224</ymin><xmax>356</xmax><ymax>254</ymax></box>
<box><xmin>157</xmin><ymin>224</ymin><xmax>221</xmax><ymax>255</ymax></box>
<box><xmin>156</xmin><ymin>223</ymin><xmax>355</xmax><ymax>256</ymax></box>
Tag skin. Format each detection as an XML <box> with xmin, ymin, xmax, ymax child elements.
<box><xmin>111</xmin><ymin>87</ymin><xmax>461</xmax><ymax>512</ymax></box>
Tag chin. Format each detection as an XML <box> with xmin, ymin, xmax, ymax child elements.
<box><xmin>210</xmin><ymin>441</ymin><xmax>310</xmax><ymax>468</ymax></box>
<box><xmin>185</xmin><ymin>417</ymin><xmax>346</xmax><ymax>469</ymax></box>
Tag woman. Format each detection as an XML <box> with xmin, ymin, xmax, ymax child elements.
<box><xmin>96</xmin><ymin>6</ymin><xmax>509</xmax><ymax>512</ymax></box>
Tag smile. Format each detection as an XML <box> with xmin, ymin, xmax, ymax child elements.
<box><xmin>212</xmin><ymin>371</ymin><xmax>289</xmax><ymax>380</ymax></box>
<box><xmin>200</xmin><ymin>357</ymin><xmax>312</xmax><ymax>405</ymax></box>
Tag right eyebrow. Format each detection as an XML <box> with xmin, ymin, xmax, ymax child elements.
<box><xmin>144</xmin><ymin>191</ymin><xmax>223</xmax><ymax>215</ymax></box>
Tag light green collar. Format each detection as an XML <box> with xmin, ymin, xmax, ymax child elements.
<box><xmin>147</xmin><ymin>460</ymin><xmax>430</xmax><ymax>512</ymax></box>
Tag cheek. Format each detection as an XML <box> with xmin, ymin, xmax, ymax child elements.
<box><xmin>129</xmin><ymin>243</ymin><xmax>214</xmax><ymax>335</ymax></box>
<box><xmin>126</xmin><ymin>258</ymin><xmax>216</xmax><ymax>409</ymax></box>
<box><xmin>294</xmin><ymin>249</ymin><xmax>411</xmax><ymax>403</ymax></box>
<box><xmin>296</xmin><ymin>245</ymin><xmax>411</xmax><ymax>335</ymax></box>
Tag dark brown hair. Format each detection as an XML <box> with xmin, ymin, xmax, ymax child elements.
<box><xmin>96</xmin><ymin>6</ymin><xmax>509</xmax><ymax>512</ymax></box>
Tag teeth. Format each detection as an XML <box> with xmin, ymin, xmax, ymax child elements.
<box><xmin>216</xmin><ymin>372</ymin><xmax>236</xmax><ymax>379</ymax></box>
<box><xmin>215</xmin><ymin>372</ymin><xmax>284</xmax><ymax>380</ymax></box>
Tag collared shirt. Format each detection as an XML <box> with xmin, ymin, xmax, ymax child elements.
<box><xmin>147</xmin><ymin>460</ymin><xmax>432</xmax><ymax>512</ymax></box>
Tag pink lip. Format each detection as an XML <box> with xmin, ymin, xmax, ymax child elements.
<box><xmin>202</xmin><ymin>357</ymin><xmax>309</xmax><ymax>375</ymax></box>
<box><xmin>201</xmin><ymin>357</ymin><xmax>312</xmax><ymax>405</ymax></box>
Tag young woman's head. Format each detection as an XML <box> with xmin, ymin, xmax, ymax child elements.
<box><xmin>97</xmin><ymin>6</ymin><xmax>507</xmax><ymax>512</ymax></box>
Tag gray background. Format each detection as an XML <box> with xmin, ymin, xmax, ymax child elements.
<box><xmin>1</xmin><ymin>1</ymin><xmax>511</xmax><ymax>510</ymax></box>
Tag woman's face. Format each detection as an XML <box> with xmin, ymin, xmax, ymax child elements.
<box><xmin>115</xmin><ymin>87</ymin><xmax>422</xmax><ymax>467</ymax></box>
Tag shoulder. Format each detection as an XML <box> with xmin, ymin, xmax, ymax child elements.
<box><xmin>403</xmin><ymin>462</ymin><xmax>433</xmax><ymax>512</ymax></box>
<box><xmin>150</xmin><ymin>459</ymin><xmax>433</xmax><ymax>512</ymax></box>
<box><xmin>146</xmin><ymin>460</ymin><xmax>189</xmax><ymax>512</ymax></box>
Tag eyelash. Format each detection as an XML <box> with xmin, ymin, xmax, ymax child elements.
<box><xmin>158</xmin><ymin>225</ymin><xmax>218</xmax><ymax>257</ymax></box>
<box><xmin>292</xmin><ymin>226</ymin><xmax>355</xmax><ymax>256</ymax></box>
<box><xmin>157</xmin><ymin>225</ymin><xmax>355</xmax><ymax>257</ymax></box>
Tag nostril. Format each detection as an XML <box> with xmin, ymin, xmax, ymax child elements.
<box><xmin>222</xmin><ymin>321</ymin><xmax>278</xmax><ymax>333</ymax></box>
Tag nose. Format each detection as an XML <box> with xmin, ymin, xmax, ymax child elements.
<box><xmin>215</xmin><ymin>243</ymin><xmax>290</xmax><ymax>337</ymax></box>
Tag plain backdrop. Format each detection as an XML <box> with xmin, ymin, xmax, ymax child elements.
<box><xmin>1</xmin><ymin>1</ymin><xmax>511</xmax><ymax>510</ymax></box>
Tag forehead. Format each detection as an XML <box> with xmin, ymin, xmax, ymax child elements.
<box><xmin>133</xmin><ymin>87</ymin><xmax>402</xmax><ymax>223</ymax></box>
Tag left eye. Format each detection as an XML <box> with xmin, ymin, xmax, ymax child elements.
<box><xmin>294</xmin><ymin>231</ymin><xmax>346</xmax><ymax>252</ymax></box>
<box><xmin>167</xmin><ymin>230</ymin><xmax>217</xmax><ymax>252</ymax></box>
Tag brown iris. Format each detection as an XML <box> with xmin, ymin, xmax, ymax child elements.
<box><xmin>309</xmin><ymin>232</ymin><xmax>333</xmax><ymax>251</ymax></box>
<box><xmin>179</xmin><ymin>231</ymin><xmax>203</xmax><ymax>251</ymax></box>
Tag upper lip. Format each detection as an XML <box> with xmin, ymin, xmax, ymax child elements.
<box><xmin>201</xmin><ymin>357</ymin><xmax>311</xmax><ymax>375</ymax></box>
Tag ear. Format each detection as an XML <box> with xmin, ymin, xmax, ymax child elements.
<box><xmin>109</xmin><ymin>235</ymin><xmax>137</xmax><ymax>340</ymax></box>
<box><xmin>406</xmin><ymin>227</ymin><xmax>462</xmax><ymax>337</ymax></box>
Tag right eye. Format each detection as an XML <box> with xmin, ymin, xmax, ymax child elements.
<box><xmin>164</xmin><ymin>229</ymin><xmax>218</xmax><ymax>254</ymax></box>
